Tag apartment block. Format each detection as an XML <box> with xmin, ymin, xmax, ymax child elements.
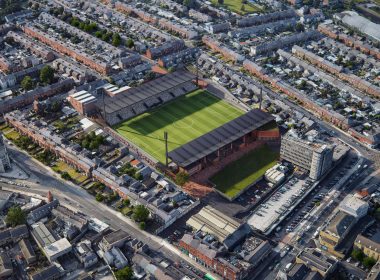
<box><xmin>280</xmin><ymin>133</ymin><xmax>333</xmax><ymax>180</ymax></box>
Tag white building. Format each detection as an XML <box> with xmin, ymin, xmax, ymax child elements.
<box><xmin>339</xmin><ymin>194</ymin><xmax>369</xmax><ymax>218</ymax></box>
<box><xmin>44</xmin><ymin>238</ymin><xmax>72</xmax><ymax>262</ymax></box>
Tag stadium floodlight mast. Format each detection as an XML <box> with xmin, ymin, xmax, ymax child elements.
<box><xmin>195</xmin><ymin>52</ymin><xmax>200</xmax><ymax>86</ymax></box>
<box><xmin>164</xmin><ymin>131</ymin><xmax>169</xmax><ymax>167</ymax></box>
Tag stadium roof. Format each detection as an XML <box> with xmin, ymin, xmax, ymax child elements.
<box><xmin>169</xmin><ymin>109</ymin><xmax>274</xmax><ymax>168</ymax></box>
<box><xmin>104</xmin><ymin>70</ymin><xmax>195</xmax><ymax>114</ymax></box>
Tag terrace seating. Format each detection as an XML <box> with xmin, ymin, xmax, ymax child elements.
<box><xmin>183</xmin><ymin>82</ymin><xmax>197</xmax><ymax>92</ymax></box>
<box><xmin>171</xmin><ymin>87</ymin><xmax>185</xmax><ymax>97</ymax></box>
<box><xmin>159</xmin><ymin>92</ymin><xmax>174</xmax><ymax>102</ymax></box>
<box><xmin>120</xmin><ymin>108</ymin><xmax>135</xmax><ymax>120</ymax></box>
<box><xmin>132</xmin><ymin>103</ymin><xmax>147</xmax><ymax>115</ymax></box>
<box><xmin>144</xmin><ymin>97</ymin><xmax>161</xmax><ymax>108</ymax></box>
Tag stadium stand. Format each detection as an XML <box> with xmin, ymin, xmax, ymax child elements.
<box><xmin>168</xmin><ymin>109</ymin><xmax>275</xmax><ymax>175</ymax></box>
<box><xmin>102</xmin><ymin>70</ymin><xmax>196</xmax><ymax>125</ymax></box>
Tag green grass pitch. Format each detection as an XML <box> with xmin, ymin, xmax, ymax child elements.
<box><xmin>210</xmin><ymin>144</ymin><xmax>279</xmax><ymax>199</ymax></box>
<box><xmin>113</xmin><ymin>90</ymin><xmax>244</xmax><ymax>163</ymax></box>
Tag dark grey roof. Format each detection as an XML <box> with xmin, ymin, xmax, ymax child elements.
<box><xmin>288</xmin><ymin>263</ymin><xmax>309</xmax><ymax>280</ymax></box>
<box><xmin>10</xmin><ymin>225</ymin><xmax>28</xmax><ymax>239</ymax></box>
<box><xmin>31</xmin><ymin>265</ymin><xmax>61</xmax><ymax>280</ymax></box>
<box><xmin>103</xmin><ymin>229</ymin><xmax>129</xmax><ymax>244</ymax></box>
<box><xmin>0</xmin><ymin>253</ymin><xmax>12</xmax><ymax>270</ymax></box>
<box><xmin>305</xmin><ymin>271</ymin><xmax>323</xmax><ymax>280</ymax></box>
<box><xmin>0</xmin><ymin>229</ymin><xmax>10</xmax><ymax>242</ymax></box>
<box><xmin>104</xmin><ymin>70</ymin><xmax>195</xmax><ymax>114</ymax></box>
<box><xmin>169</xmin><ymin>109</ymin><xmax>274</xmax><ymax>167</ymax></box>
<box><xmin>28</xmin><ymin>199</ymin><xmax>59</xmax><ymax>224</ymax></box>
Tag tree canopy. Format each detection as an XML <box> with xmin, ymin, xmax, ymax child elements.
<box><xmin>112</xmin><ymin>33</ymin><xmax>122</xmax><ymax>47</ymax></box>
<box><xmin>126</xmin><ymin>38</ymin><xmax>134</xmax><ymax>48</ymax></box>
<box><xmin>5</xmin><ymin>206</ymin><xmax>26</xmax><ymax>227</ymax></box>
<box><xmin>40</xmin><ymin>65</ymin><xmax>55</xmax><ymax>85</ymax></box>
<box><xmin>132</xmin><ymin>205</ymin><xmax>149</xmax><ymax>222</ymax></box>
<box><xmin>21</xmin><ymin>76</ymin><xmax>34</xmax><ymax>91</ymax></box>
<box><xmin>115</xmin><ymin>266</ymin><xmax>133</xmax><ymax>280</ymax></box>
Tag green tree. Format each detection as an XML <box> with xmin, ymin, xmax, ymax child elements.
<box><xmin>134</xmin><ymin>172</ymin><xmax>143</xmax><ymax>181</ymax></box>
<box><xmin>89</xmin><ymin>141</ymin><xmax>98</xmax><ymax>151</ymax></box>
<box><xmin>21</xmin><ymin>76</ymin><xmax>34</xmax><ymax>91</ymax></box>
<box><xmin>126</xmin><ymin>38</ymin><xmax>134</xmax><ymax>48</ymax></box>
<box><xmin>95</xmin><ymin>193</ymin><xmax>104</xmax><ymax>202</ymax></box>
<box><xmin>112</xmin><ymin>33</ymin><xmax>122</xmax><ymax>47</ymax></box>
<box><xmin>132</xmin><ymin>205</ymin><xmax>149</xmax><ymax>222</ymax></box>
<box><xmin>95</xmin><ymin>30</ymin><xmax>104</xmax><ymax>38</ymax></box>
<box><xmin>5</xmin><ymin>206</ymin><xmax>26</xmax><ymax>227</ymax></box>
<box><xmin>40</xmin><ymin>65</ymin><xmax>55</xmax><ymax>85</ymax></box>
<box><xmin>61</xmin><ymin>172</ymin><xmax>71</xmax><ymax>180</ymax></box>
<box><xmin>123</xmin><ymin>199</ymin><xmax>130</xmax><ymax>206</ymax></box>
<box><xmin>351</xmin><ymin>248</ymin><xmax>365</xmax><ymax>262</ymax></box>
<box><xmin>139</xmin><ymin>221</ymin><xmax>146</xmax><ymax>230</ymax></box>
<box><xmin>70</xmin><ymin>17</ymin><xmax>80</xmax><ymax>27</ymax></box>
<box><xmin>115</xmin><ymin>266</ymin><xmax>133</xmax><ymax>280</ymax></box>
<box><xmin>175</xmin><ymin>171</ymin><xmax>189</xmax><ymax>186</ymax></box>
<box><xmin>102</xmin><ymin>32</ymin><xmax>113</xmax><ymax>42</ymax></box>
<box><xmin>218</xmin><ymin>0</ymin><xmax>224</xmax><ymax>4</ymax></box>
<box><xmin>241</xmin><ymin>4</ymin><xmax>245</xmax><ymax>11</ymax></box>
<box><xmin>363</xmin><ymin>257</ymin><xmax>377</xmax><ymax>268</ymax></box>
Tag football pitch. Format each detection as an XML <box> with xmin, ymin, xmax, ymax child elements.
<box><xmin>113</xmin><ymin>90</ymin><xmax>244</xmax><ymax>163</ymax></box>
<box><xmin>210</xmin><ymin>144</ymin><xmax>279</xmax><ymax>199</ymax></box>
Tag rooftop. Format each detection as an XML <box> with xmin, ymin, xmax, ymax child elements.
<box><xmin>326</xmin><ymin>211</ymin><xmax>356</xmax><ymax>238</ymax></box>
<box><xmin>169</xmin><ymin>109</ymin><xmax>274</xmax><ymax>168</ymax></box>
<box><xmin>186</xmin><ymin>205</ymin><xmax>240</xmax><ymax>242</ymax></box>
<box><xmin>31</xmin><ymin>222</ymin><xmax>56</xmax><ymax>247</ymax></box>
<box><xmin>43</xmin><ymin>238</ymin><xmax>72</xmax><ymax>258</ymax></box>
<box><xmin>104</xmin><ymin>70</ymin><xmax>195</xmax><ymax>113</ymax></box>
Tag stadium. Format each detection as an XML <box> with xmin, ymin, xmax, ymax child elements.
<box><xmin>102</xmin><ymin>70</ymin><xmax>280</xmax><ymax>199</ymax></box>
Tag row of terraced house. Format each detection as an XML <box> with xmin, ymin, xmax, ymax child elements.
<box><xmin>242</xmin><ymin>59</ymin><xmax>380</xmax><ymax>146</ymax></box>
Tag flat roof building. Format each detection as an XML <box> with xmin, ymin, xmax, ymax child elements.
<box><xmin>319</xmin><ymin>211</ymin><xmax>357</xmax><ymax>258</ymax></box>
<box><xmin>339</xmin><ymin>195</ymin><xmax>369</xmax><ymax>218</ymax></box>
<box><xmin>186</xmin><ymin>205</ymin><xmax>248</xmax><ymax>249</ymax></box>
<box><xmin>31</xmin><ymin>222</ymin><xmax>56</xmax><ymax>248</ymax></box>
<box><xmin>280</xmin><ymin>132</ymin><xmax>334</xmax><ymax>180</ymax></box>
<box><xmin>187</xmin><ymin>205</ymin><xmax>240</xmax><ymax>242</ymax></box>
<box><xmin>296</xmin><ymin>248</ymin><xmax>338</xmax><ymax>277</ymax></box>
<box><xmin>43</xmin><ymin>238</ymin><xmax>72</xmax><ymax>262</ymax></box>
<box><xmin>100</xmin><ymin>229</ymin><xmax>129</xmax><ymax>251</ymax></box>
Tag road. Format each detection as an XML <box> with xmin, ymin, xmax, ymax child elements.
<box><xmin>257</xmin><ymin>147</ymin><xmax>366</xmax><ymax>280</ymax></box>
<box><xmin>3</xmin><ymin>144</ymin><xmax>217</xmax><ymax>280</ymax></box>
